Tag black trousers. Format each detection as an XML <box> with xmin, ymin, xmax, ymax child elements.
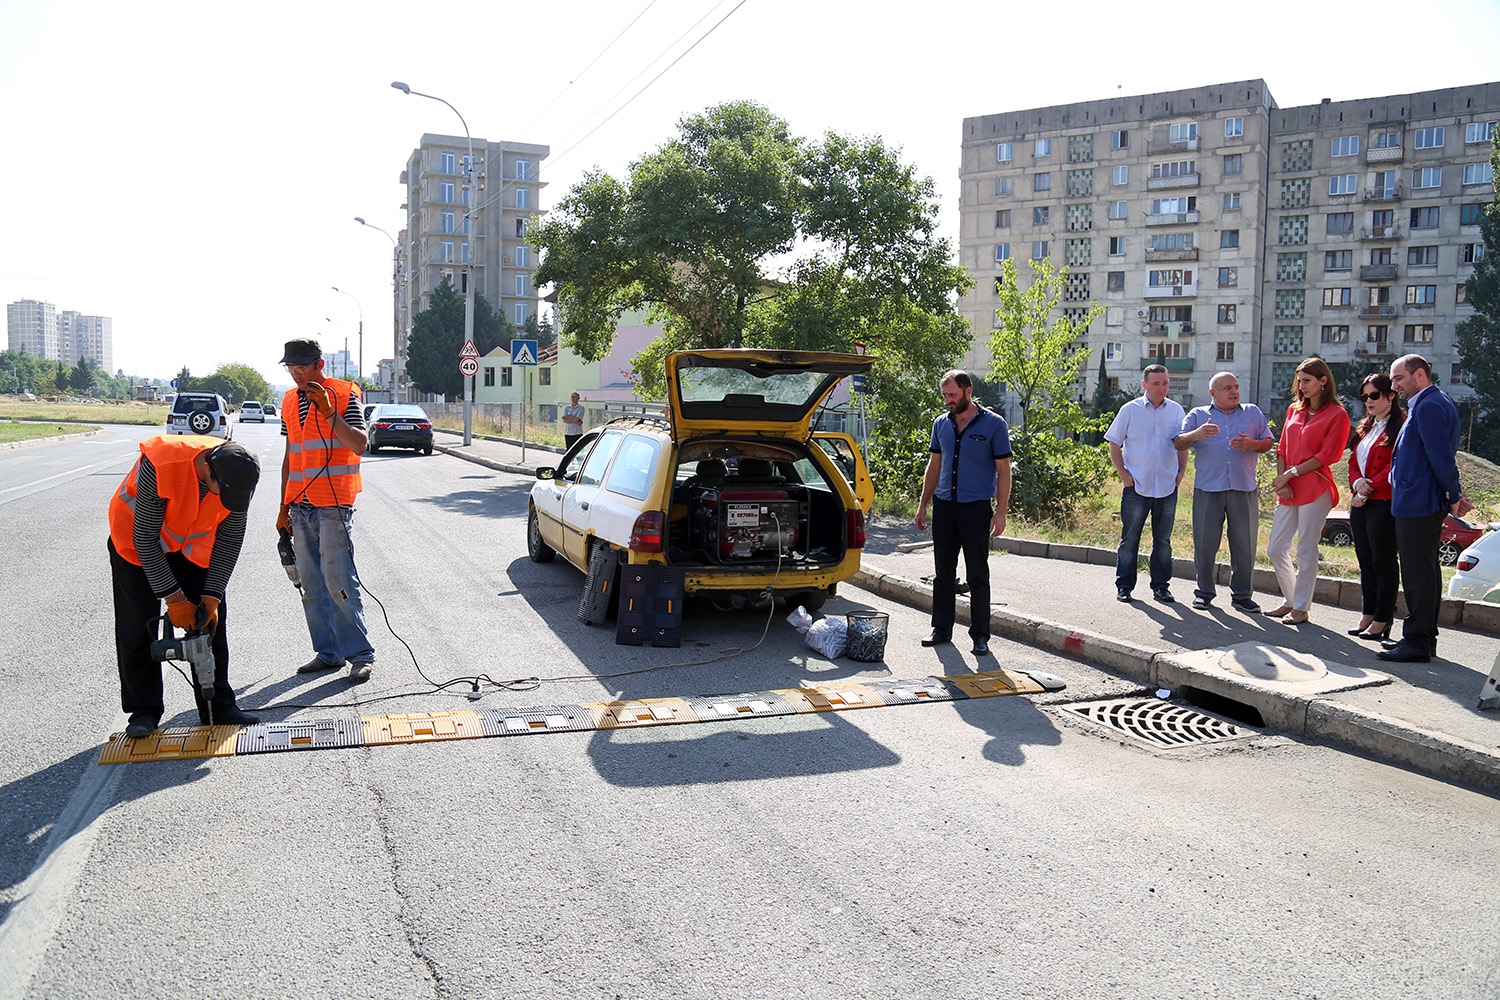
<box><xmin>109</xmin><ymin>539</ymin><xmax>241</xmax><ymax>722</ymax></box>
<box><xmin>1393</xmin><ymin>510</ymin><xmax>1447</xmax><ymax>654</ymax></box>
<box><xmin>1350</xmin><ymin>499</ymin><xmax>1399</xmax><ymax>622</ymax></box>
<box><xmin>931</xmin><ymin>497</ymin><xmax>994</xmax><ymax>640</ymax></box>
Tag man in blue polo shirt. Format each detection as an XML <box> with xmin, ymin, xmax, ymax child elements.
<box><xmin>915</xmin><ymin>370</ymin><xmax>1012</xmax><ymax>656</ymax></box>
<box><xmin>1104</xmin><ymin>365</ymin><xmax>1186</xmax><ymax>603</ymax></box>
<box><xmin>1174</xmin><ymin>371</ymin><xmax>1275</xmax><ymax>612</ymax></box>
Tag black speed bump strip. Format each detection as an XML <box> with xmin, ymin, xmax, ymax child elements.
<box><xmin>98</xmin><ymin>669</ymin><xmax>1067</xmax><ymax>764</ymax></box>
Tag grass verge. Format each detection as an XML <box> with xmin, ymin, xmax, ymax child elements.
<box><xmin>0</xmin><ymin>421</ymin><xmax>102</xmax><ymax>443</ymax></box>
<box><xmin>0</xmin><ymin>398</ymin><xmax>165</xmax><ymax>426</ymax></box>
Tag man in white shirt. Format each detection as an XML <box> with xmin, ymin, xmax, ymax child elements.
<box><xmin>1104</xmin><ymin>365</ymin><xmax>1187</xmax><ymax>603</ymax></box>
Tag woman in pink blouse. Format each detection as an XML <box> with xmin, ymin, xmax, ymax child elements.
<box><xmin>1266</xmin><ymin>358</ymin><xmax>1352</xmax><ymax>624</ymax></box>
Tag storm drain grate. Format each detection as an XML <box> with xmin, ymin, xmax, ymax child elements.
<box><xmin>1060</xmin><ymin>698</ymin><xmax>1250</xmax><ymax>748</ymax></box>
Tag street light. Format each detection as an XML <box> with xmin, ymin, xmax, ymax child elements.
<box><xmin>393</xmin><ymin>80</ymin><xmax>479</xmax><ymax>446</ymax></box>
<box><xmin>356</xmin><ymin>217</ymin><xmax>404</xmax><ymax>398</ymax></box>
<box><xmin>323</xmin><ymin>318</ymin><xmax>348</xmax><ymax>379</ymax></box>
<box><xmin>331</xmin><ymin>286</ymin><xmax>363</xmax><ymax>386</ymax></box>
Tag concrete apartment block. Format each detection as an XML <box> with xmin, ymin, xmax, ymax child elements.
<box><xmin>7</xmin><ymin>298</ymin><xmax>59</xmax><ymax>360</ymax></box>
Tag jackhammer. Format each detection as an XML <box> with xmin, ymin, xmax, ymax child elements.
<box><xmin>150</xmin><ymin>604</ymin><xmax>217</xmax><ymax>726</ymax></box>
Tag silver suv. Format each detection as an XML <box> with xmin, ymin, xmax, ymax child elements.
<box><xmin>167</xmin><ymin>392</ymin><xmax>231</xmax><ymax>438</ymax></box>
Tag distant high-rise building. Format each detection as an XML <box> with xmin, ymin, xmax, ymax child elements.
<box><xmin>960</xmin><ymin>79</ymin><xmax>1500</xmax><ymax>415</ymax></box>
<box><xmin>59</xmin><ymin>311</ymin><xmax>114</xmax><ymax>372</ymax></box>
<box><xmin>399</xmin><ymin>134</ymin><xmax>550</xmax><ymax>397</ymax></box>
<box><xmin>7</xmin><ymin>299</ymin><xmax>59</xmax><ymax>360</ymax></box>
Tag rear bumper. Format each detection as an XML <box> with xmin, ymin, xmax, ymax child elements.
<box><xmin>371</xmin><ymin>430</ymin><xmax>433</xmax><ymax>448</ymax></box>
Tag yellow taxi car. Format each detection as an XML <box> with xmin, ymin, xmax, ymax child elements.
<box><xmin>527</xmin><ymin>349</ymin><xmax>875</xmax><ymax>613</ymax></box>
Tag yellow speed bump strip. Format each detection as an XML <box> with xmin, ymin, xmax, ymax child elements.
<box><xmin>98</xmin><ymin>669</ymin><xmax>1066</xmax><ymax>764</ymax></box>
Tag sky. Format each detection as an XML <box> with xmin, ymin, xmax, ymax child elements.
<box><xmin>3</xmin><ymin>0</ymin><xmax>1499</xmax><ymax>390</ymax></box>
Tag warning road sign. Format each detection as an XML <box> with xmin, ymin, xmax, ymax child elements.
<box><xmin>460</xmin><ymin>339</ymin><xmax>479</xmax><ymax>359</ymax></box>
<box><xmin>459</xmin><ymin>357</ymin><xmax>479</xmax><ymax>377</ymax></box>
<box><xmin>511</xmin><ymin>339</ymin><xmax>538</xmax><ymax>366</ymax></box>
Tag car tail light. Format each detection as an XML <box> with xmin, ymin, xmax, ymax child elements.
<box><xmin>1458</xmin><ymin>554</ymin><xmax>1479</xmax><ymax>572</ymax></box>
<box><xmin>630</xmin><ymin>511</ymin><xmax>665</xmax><ymax>552</ymax></box>
<box><xmin>846</xmin><ymin>508</ymin><xmax>866</xmax><ymax>549</ymax></box>
<box><xmin>374</xmin><ymin>421</ymin><xmax>392</xmax><ymax>429</ymax></box>
<box><xmin>219</xmin><ymin>415</ymin><xmax>226</xmax><ymax>425</ymax></box>
<box><xmin>417</xmin><ymin>422</ymin><xmax>431</xmax><ymax>430</ymax></box>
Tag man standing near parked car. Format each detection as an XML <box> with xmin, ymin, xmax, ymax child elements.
<box><xmin>562</xmin><ymin>392</ymin><xmax>585</xmax><ymax>451</ymax></box>
<box><xmin>276</xmin><ymin>338</ymin><xmax>377</xmax><ymax>682</ymax></box>
<box><xmin>915</xmin><ymin>370</ymin><xmax>1011</xmax><ymax>656</ymax></box>
<box><xmin>1105</xmin><ymin>364</ymin><xmax>1186</xmax><ymax>604</ymax></box>
<box><xmin>1379</xmin><ymin>354</ymin><xmax>1473</xmax><ymax>663</ymax></box>
<box><xmin>1173</xmin><ymin>371</ymin><xmax>1275</xmax><ymax>612</ymax></box>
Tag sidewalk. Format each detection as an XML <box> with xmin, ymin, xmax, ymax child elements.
<box><xmin>432</xmin><ymin>431</ymin><xmax>1500</xmax><ymax>796</ymax></box>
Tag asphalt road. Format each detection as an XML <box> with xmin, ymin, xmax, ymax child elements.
<box><xmin>1</xmin><ymin>422</ymin><xmax>1497</xmax><ymax>1000</ymax></box>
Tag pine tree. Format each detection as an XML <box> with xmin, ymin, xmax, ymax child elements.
<box><xmin>1455</xmin><ymin>134</ymin><xmax>1500</xmax><ymax>461</ymax></box>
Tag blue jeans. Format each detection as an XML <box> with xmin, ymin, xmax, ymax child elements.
<box><xmin>291</xmin><ymin>505</ymin><xmax>373</xmax><ymax>664</ymax></box>
<box><xmin>1116</xmin><ymin>486</ymin><xmax>1177</xmax><ymax>594</ymax></box>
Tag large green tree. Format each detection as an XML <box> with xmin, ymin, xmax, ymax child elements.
<box><xmin>197</xmin><ymin>362</ymin><xmax>271</xmax><ymax>406</ymax></box>
<box><xmin>1456</xmin><ymin>133</ymin><xmax>1500</xmax><ymax>461</ymax></box>
<box><xmin>1</xmin><ymin>349</ymin><xmax>43</xmax><ymax>394</ymax></box>
<box><xmin>405</xmin><ymin>278</ymin><xmax>514</xmax><ymax>399</ymax></box>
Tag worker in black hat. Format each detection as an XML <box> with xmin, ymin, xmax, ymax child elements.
<box><xmin>109</xmin><ymin>436</ymin><xmax>263</xmax><ymax>738</ymax></box>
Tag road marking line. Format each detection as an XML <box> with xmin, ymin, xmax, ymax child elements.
<box><xmin>0</xmin><ymin>450</ymin><xmax>137</xmax><ymax>504</ymax></box>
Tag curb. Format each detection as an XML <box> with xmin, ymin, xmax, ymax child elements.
<box><xmin>432</xmin><ymin>443</ymin><xmax>536</xmax><ymax>477</ymax></box>
<box><xmin>1</xmin><ymin>428</ymin><xmax>104</xmax><ymax>450</ymax></box>
<box><xmin>852</xmin><ymin>563</ymin><xmax>1500</xmax><ymax>796</ymax></box>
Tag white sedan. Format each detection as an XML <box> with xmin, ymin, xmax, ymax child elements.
<box><xmin>1448</xmin><ymin>528</ymin><xmax>1500</xmax><ymax>602</ymax></box>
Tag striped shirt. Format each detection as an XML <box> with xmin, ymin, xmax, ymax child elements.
<box><xmin>132</xmin><ymin>455</ymin><xmax>248</xmax><ymax>599</ymax></box>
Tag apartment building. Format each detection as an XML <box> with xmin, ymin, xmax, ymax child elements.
<box><xmin>959</xmin><ymin>80</ymin><xmax>1499</xmax><ymax>415</ymax></box>
<box><xmin>398</xmin><ymin>134</ymin><xmax>549</xmax><ymax>395</ymax></box>
<box><xmin>7</xmin><ymin>299</ymin><xmax>58</xmax><ymax>360</ymax></box>
<box><xmin>7</xmin><ymin>299</ymin><xmax>113</xmax><ymax>370</ymax></box>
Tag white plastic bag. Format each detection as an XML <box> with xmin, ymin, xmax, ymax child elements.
<box><xmin>786</xmin><ymin>605</ymin><xmax>815</xmax><ymax>634</ymax></box>
<box><xmin>804</xmin><ymin>617</ymin><xmax>848</xmax><ymax>658</ymax></box>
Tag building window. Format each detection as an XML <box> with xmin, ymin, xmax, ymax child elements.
<box><xmin>1367</xmin><ymin>326</ymin><xmax>1389</xmax><ymax>352</ymax></box>
<box><xmin>1111</xmin><ymin>130</ymin><xmax>1128</xmax><ymax>149</ymax></box>
<box><xmin>1148</xmin><ymin>268</ymin><xmax>1193</xmax><ymax>287</ymax></box>
<box><xmin>1108</xmin><ymin>236</ymin><xmax>1125</xmax><ymax>255</ymax></box>
<box><xmin>1218</xmin><ymin>304</ymin><xmax>1236</xmax><ymax>324</ymax></box>
<box><xmin>483</xmin><ymin>366</ymin><xmax>495</xmax><ymax>387</ymax></box>
<box><xmin>995</xmin><ymin>209</ymin><xmax>1011</xmax><ymax>228</ymax></box>
<box><xmin>500</xmin><ymin>366</ymin><xmax>513</xmax><ymax>387</ymax></box>
<box><xmin>440</xmin><ymin>240</ymin><xmax>454</xmax><ymax>262</ymax></box>
<box><xmin>1406</xmin><ymin>285</ymin><xmax>1437</xmax><ymax>305</ymax></box>
<box><xmin>1148</xmin><ymin>305</ymin><xmax>1192</xmax><ymax>323</ymax></box>
<box><xmin>1033</xmin><ymin>206</ymin><xmax>1050</xmax><ymax>226</ymax></box>
<box><xmin>1372</xmin><ymin>132</ymin><xmax>1400</xmax><ymax>149</ymax></box>
<box><xmin>1224</xmin><ymin>117</ymin><xmax>1244</xmax><ymax>138</ymax></box>
<box><xmin>1326</xmin><ymin>212</ymin><xmax>1354</xmax><ymax>233</ymax></box>
<box><xmin>1109</xmin><ymin>200</ymin><xmax>1128</xmax><ymax>219</ymax></box>
<box><xmin>1404</xmin><ymin>324</ymin><xmax>1434</xmax><ymax>343</ymax></box>
<box><xmin>1458</xmin><ymin>283</ymin><xmax>1470</xmax><ymax>304</ymax></box>
<box><xmin>1149</xmin><ymin>233</ymin><xmax>1194</xmax><ymax>251</ymax></box>
<box><xmin>1368</xmin><ymin>286</ymin><xmax>1392</xmax><ymax>306</ymax></box>
<box><xmin>1105</xmin><ymin>342</ymin><xmax>1124</xmax><ymax>361</ymax></box>
<box><xmin>1031</xmin><ymin>241</ymin><xmax>1050</xmax><ymax>260</ymax></box>
<box><xmin>1150</xmin><ymin>196</ymin><xmax>1196</xmax><ymax>214</ymax></box>
<box><xmin>1331</xmin><ymin>135</ymin><xmax>1360</xmax><ymax>157</ymax></box>
<box><xmin>1169</xmin><ymin>123</ymin><xmax>1198</xmax><ymax>143</ymax></box>
<box><xmin>1329</xmin><ymin>174</ymin><xmax>1358</xmax><ymax>196</ymax></box>
<box><xmin>1223</xmin><ymin>192</ymin><xmax>1241</xmax><ymax>211</ymax></box>
<box><xmin>1148</xmin><ymin>341</ymin><xmax>1184</xmax><ymax>359</ymax></box>
<box><xmin>516</xmin><ymin>218</ymin><xmax>527</xmax><ymax>237</ymax></box>
<box><xmin>440</xmin><ymin>180</ymin><xmax>455</xmax><ymax>203</ymax></box>
<box><xmin>1410</xmin><ymin>206</ymin><xmax>1440</xmax><ymax>229</ymax></box>
<box><xmin>1465</xmin><ymin>243</ymin><xmax>1486</xmax><ymax>264</ymax></box>
<box><xmin>515</xmin><ymin>158</ymin><xmax>531</xmax><ymax>180</ymax></box>
<box><xmin>1153</xmin><ymin>160</ymin><xmax>1196</xmax><ymax>178</ymax></box>
<box><xmin>1371</xmin><ymin>209</ymin><xmax>1395</xmax><ymax>231</ymax></box>
<box><xmin>1370</xmin><ymin>170</ymin><xmax>1399</xmax><ymax>199</ymax></box>
<box><xmin>1320</xmin><ymin>325</ymin><xmax>1350</xmax><ymax>344</ymax></box>
<box><xmin>1107</xmin><ymin>271</ymin><xmax>1125</xmax><ymax>291</ymax></box>
<box><xmin>1461</xmin><ymin>202</ymin><xmax>1485</xmax><ymax>225</ymax></box>
<box><xmin>995</xmin><ymin>243</ymin><xmax>1011</xmax><ymax>262</ymax></box>
<box><xmin>1412</xmin><ymin>167</ymin><xmax>1442</xmax><ymax>190</ymax></box>
<box><xmin>515</xmin><ymin>304</ymin><xmax>528</xmax><ymax>325</ymax></box>
<box><xmin>1322</xmin><ymin>288</ymin><xmax>1352</xmax><ymax>307</ymax></box>
<box><xmin>1413</xmin><ymin>127</ymin><xmax>1445</xmax><ymax>149</ymax></box>
<box><xmin>515</xmin><ymin>245</ymin><xmax>530</xmax><ymax>267</ymax></box>
<box><xmin>1112</xmin><ymin>166</ymin><xmax>1128</xmax><ymax>186</ymax></box>
<box><xmin>1408</xmin><ymin>245</ymin><xmax>1438</xmax><ymax>266</ymax></box>
<box><xmin>1218</xmin><ymin>267</ymin><xmax>1238</xmax><ymax>287</ymax></box>
<box><xmin>996</xmin><ymin>143</ymin><xmax>1013</xmax><ymax>163</ymax></box>
<box><xmin>1034</xmin><ymin>173</ymin><xmax>1051</xmax><ymax>191</ymax></box>
<box><xmin>539</xmin><ymin>368</ymin><xmax>552</xmax><ymax>386</ymax></box>
<box><xmin>1467</xmin><ymin>122</ymin><xmax>1496</xmax><ymax>144</ymax></box>
<box><xmin>1223</xmin><ymin>154</ymin><xmax>1243</xmax><ymax>175</ymax></box>
<box><xmin>996</xmin><ymin>177</ymin><xmax>1013</xmax><ymax>196</ymax></box>
<box><xmin>460</xmin><ymin>241</ymin><xmax>470</xmax><ymax>264</ymax></box>
<box><xmin>1370</xmin><ymin>248</ymin><xmax>1393</xmax><ymax>265</ymax></box>
<box><xmin>441</xmin><ymin>150</ymin><xmax>456</xmax><ymax>173</ymax></box>
<box><xmin>1217</xmin><ymin>341</ymin><xmax>1236</xmax><ymax>362</ymax></box>
<box><xmin>1463</xmin><ymin>163</ymin><xmax>1494</xmax><ymax>186</ymax></box>
<box><xmin>516</xmin><ymin>187</ymin><xmax>531</xmax><ymax>209</ymax></box>
<box><xmin>440</xmin><ymin>211</ymin><xmax>455</xmax><ymax>233</ymax></box>
<box><xmin>1221</xmin><ymin>229</ymin><xmax>1240</xmax><ymax>249</ymax></box>
<box><xmin>1325</xmin><ymin>249</ymin><xmax>1353</xmax><ymax>270</ymax></box>
<box><xmin>516</xmin><ymin>272</ymin><xmax>530</xmax><ymax>296</ymax></box>
<box><xmin>1035</xmin><ymin>138</ymin><xmax>1051</xmax><ymax>157</ymax></box>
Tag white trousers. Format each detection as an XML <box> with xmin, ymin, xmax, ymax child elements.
<box><xmin>1268</xmin><ymin>491</ymin><xmax>1335</xmax><ymax>611</ymax></box>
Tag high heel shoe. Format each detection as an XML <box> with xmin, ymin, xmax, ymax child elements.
<box><xmin>1355</xmin><ymin>624</ymin><xmax>1392</xmax><ymax>641</ymax></box>
<box><xmin>1347</xmin><ymin>621</ymin><xmax>1374</xmax><ymax>636</ymax></box>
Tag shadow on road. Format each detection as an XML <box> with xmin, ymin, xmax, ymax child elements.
<box><xmin>408</xmin><ymin>480</ymin><xmax>532</xmax><ymax>520</ymax></box>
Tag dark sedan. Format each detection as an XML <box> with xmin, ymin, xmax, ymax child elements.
<box><xmin>368</xmin><ymin>404</ymin><xmax>434</xmax><ymax>455</ymax></box>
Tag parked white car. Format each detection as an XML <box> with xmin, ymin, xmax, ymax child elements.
<box><xmin>1448</xmin><ymin>528</ymin><xmax>1500</xmax><ymax>602</ymax></box>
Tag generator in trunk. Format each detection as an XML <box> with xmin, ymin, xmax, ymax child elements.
<box><xmin>686</xmin><ymin>482</ymin><xmax>809</xmax><ymax>563</ymax></box>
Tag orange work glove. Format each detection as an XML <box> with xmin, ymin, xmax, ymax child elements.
<box><xmin>301</xmin><ymin>381</ymin><xmax>335</xmax><ymax>420</ymax></box>
<box><xmin>199</xmin><ymin>596</ymin><xmax>221</xmax><ymax>632</ymax></box>
<box><xmin>276</xmin><ymin>503</ymin><xmax>291</xmax><ymax>532</ymax></box>
<box><xmin>166</xmin><ymin>594</ymin><xmax>198</xmax><ymax>630</ymax></box>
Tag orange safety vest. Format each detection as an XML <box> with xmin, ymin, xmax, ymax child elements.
<box><xmin>282</xmin><ymin>378</ymin><xmax>363</xmax><ymax>506</ymax></box>
<box><xmin>109</xmin><ymin>435</ymin><xmax>231</xmax><ymax>568</ymax></box>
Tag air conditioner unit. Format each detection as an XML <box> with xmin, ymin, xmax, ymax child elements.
<box><xmin>1137</xmin><ymin>308</ymin><xmax>1149</xmax><ymax>317</ymax></box>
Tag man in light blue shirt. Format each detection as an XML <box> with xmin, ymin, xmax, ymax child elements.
<box><xmin>1174</xmin><ymin>371</ymin><xmax>1275</xmax><ymax>612</ymax></box>
<box><xmin>1104</xmin><ymin>365</ymin><xmax>1186</xmax><ymax>603</ymax></box>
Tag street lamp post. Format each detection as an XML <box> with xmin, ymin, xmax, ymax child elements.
<box><xmin>355</xmin><ymin>218</ymin><xmax>403</xmax><ymax>398</ymax></box>
<box><xmin>331</xmin><ymin>286</ymin><xmax>363</xmax><ymax>386</ymax></box>
<box><xmin>323</xmin><ymin>318</ymin><xmax>347</xmax><ymax>378</ymax></box>
<box><xmin>393</xmin><ymin>80</ymin><xmax>479</xmax><ymax>446</ymax></box>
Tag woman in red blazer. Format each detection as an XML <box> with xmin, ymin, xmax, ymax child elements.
<box><xmin>1346</xmin><ymin>372</ymin><xmax>1405</xmax><ymax>640</ymax></box>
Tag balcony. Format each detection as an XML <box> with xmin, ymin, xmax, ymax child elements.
<box><xmin>1147</xmin><ymin>136</ymin><xmax>1199</xmax><ymax>155</ymax></box>
<box><xmin>1360</xmin><ymin>264</ymin><xmax>1398</xmax><ymax>280</ymax></box>
<box><xmin>1140</xmin><ymin>356</ymin><xmax>1194</xmax><ymax>371</ymax></box>
<box><xmin>1366</xmin><ymin>145</ymin><xmax>1404</xmax><ymax>163</ymax></box>
<box><xmin>1147</xmin><ymin>173</ymin><xmax>1200</xmax><ymax>190</ymax></box>
<box><xmin>1363</xmin><ymin>182</ymin><xmax>1403</xmax><ymax>201</ymax></box>
<box><xmin>1360</xmin><ymin>225</ymin><xmax>1402</xmax><ymax>241</ymax></box>
<box><xmin>1360</xmin><ymin>305</ymin><xmax>1398</xmax><ymax>319</ymax></box>
<box><xmin>1144</xmin><ymin>283</ymin><xmax>1198</xmax><ymax>299</ymax></box>
<box><xmin>1146</xmin><ymin>322</ymin><xmax>1194</xmax><ymax>337</ymax></box>
<box><xmin>1145</xmin><ymin>211</ymin><xmax>1199</xmax><ymax>226</ymax></box>
<box><xmin>1145</xmin><ymin>248</ymin><xmax>1199</xmax><ymax>262</ymax></box>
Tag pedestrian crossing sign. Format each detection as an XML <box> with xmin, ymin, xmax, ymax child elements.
<box><xmin>511</xmin><ymin>339</ymin><xmax>538</xmax><ymax>366</ymax></box>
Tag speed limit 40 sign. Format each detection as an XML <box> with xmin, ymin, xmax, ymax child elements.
<box><xmin>459</xmin><ymin>357</ymin><xmax>479</xmax><ymax>377</ymax></box>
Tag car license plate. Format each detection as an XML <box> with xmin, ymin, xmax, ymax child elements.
<box><xmin>727</xmin><ymin>504</ymin><xmax>762</xmax><ymax>527</ymax></box>
<box><xmin>393</xmin><ymin>423</ymin><xmax>415</xmax><ymax>430</ymax></box>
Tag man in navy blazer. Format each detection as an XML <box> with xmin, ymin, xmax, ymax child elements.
<box><xmin>1379</xmin><ymin>354</ymin><xmax>1474</xmax><ymax>663</ymax></box>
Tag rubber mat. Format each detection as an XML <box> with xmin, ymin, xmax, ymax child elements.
<box><xmin>99</xmin><ymin>669</ymin><xmax>1067</xmax><ymax>764</ymax></box>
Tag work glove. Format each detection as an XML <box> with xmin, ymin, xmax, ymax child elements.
<box><xmin>166</xmin><ymin>594</ymin><xmax>198</xmax><ymax>630</ymax></box>
<box><xmin>199</xmin><ymin>596</ymin><xmax>221</xmax><ymax>633</ymax></box>
<box><xmin>301</xmin><ymin>381</ymin><xmax>335</xmax><ymax>420</ymax></box>
<box><xmin>276</xmin><ymin>503</ymin><xmax>291</xmax><ymax>533</ymax></box>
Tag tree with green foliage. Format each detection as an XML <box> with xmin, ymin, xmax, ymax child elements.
<box><xmin>1456</xmin><ymin>133</ymin><xmax>1500</xmax><ymax>462</ymax></box>
<box><xmin>197</xmin><ymin>362</ymin><xmax>272</xmax><ymax>406</ymax></box>
<box><xmin>1</xmin><ymin>349</ymin><xmax>42</xmax><ymax>394</ymax></box>
<box><xmin>405</xmin><ymin>278</ymin><xmax>514</xmax><ymax>399</ymax></box>
<box><xmin>987</xmin><ymin>257</ymin><xmax>1110</xmax><ymax>519</ymax></box>
<box><xmin>522</xmin><ymin>311</ymin><xmax>557</xmax><ymax>351</ymax></box>
<box><xmin>69</xmin><ymin>355</ymin><xmax>95</xmax><ymax>395</ymax></box>
<box><xmin>173</xmin><ymin>366</ymin><xmax>194</xmax><ymax>392</ymax></box>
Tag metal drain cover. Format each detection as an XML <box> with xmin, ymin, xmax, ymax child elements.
<box><xmin>1060</xmin><ymin>698</ymin><xmax>1250</xmax><ymax>748</ymax></box>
